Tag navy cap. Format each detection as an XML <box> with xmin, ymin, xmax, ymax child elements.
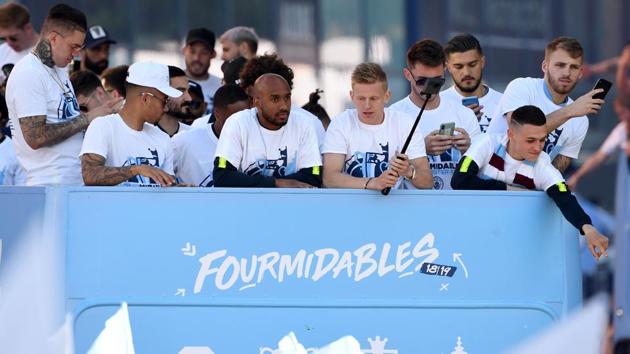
<box><xmin>185</xmin><ymin>28</ymin><xmax>215</xmax><ymax>49</ymax></box>
<box><xmin>84</xmin><ymin>25</ymin><xmax>117</xmax><ymax>49</ymax></box>
<box><xmin>188</xmin><ymin>80</ymin><xmax>204</xmax><ymax>98</ymax></box>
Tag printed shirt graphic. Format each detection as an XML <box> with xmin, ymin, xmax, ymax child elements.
<box><xmin>464</xmin><ymin>133</ymin><xmax>564</xmax><ymax>191</ymax></box>
<box><xmin>441</xmin><ymin>84</ymin><xmax>503</xmax><ymax>133</ymax></box>
<box><xmin>486</xmin><ymin>77</ymin><xmax>588</xmax><ymax>160</ymax></box>
<box><xmin>80</xmin><ymin>114</ymin><xmax>174</xmax><ymax>186</ymax></box>
<box><xmin>214</xmin><ymin>107</ymin><xmax>322</xmax><ymax>176</ymax></box>
<box><xmin>172</xmin><ymin>123</ymin><xmax>219</xmax><ymax>186</ymax></box>
<box><xmin>323</xmin><ymin>108</ymin><xmax>426</xmax><ymax>183</ymax></box>
<box><xmin>390</xmin><ymin>95</ymin><xmax>481</xmax><ymax>190</ymax></box>
<box><xmin>6</xmin><ymin>53</ymin><xmax>84</xmax><ymax>185</ymax></box>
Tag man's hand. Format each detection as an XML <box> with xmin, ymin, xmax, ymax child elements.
<box><xmin>388</xmin><ymin>152</ymin><xmax>412</xmax><ymax>178</ymax></box>
<box><xmin>275</xmin><ymin>179</ymin><xmax>314</xmax><ymax>188</ymax></box>
<box><xmin>132</xmin><ymin>165</ymin><xmax>177</xmax><ymax>186</ymax></box>
<box><xmin>564</xmin><ymin>89</ymin><xmax>605</xmax><ymax>118</ymax></box>
<box><xmin>86</xmin><ymin>97</ymin><xmax>125</xmax><ymax>123</ymax></box>
<box><xmin>582</xmin><ymin>224</ymin><xmax>609</xmax><ymax>261</ymax></box>
<box><xmin>466</xmin><ymin>103</ymin><xmax>485</xmax><ymax>120</ymax></box>
<box><xmin>368</xmin><ymin>169</ymin><xmax>399</xmax><ymax>190</ymax></box>
<box><xmin>425</xmin><ymin>130</ymin><xmax>453</xmax><ymax>155</ymax></box>
<box><xmin>452</xmin><ymin>127</ymin><xmax>471</xmax><ymax>152</ymax></box>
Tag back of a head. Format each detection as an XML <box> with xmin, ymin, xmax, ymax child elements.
<box><xmin>545</xmin><ymin>36</ymin><xmax>583</xmax><ymax>60</ymax></box>
<box><xmin>221</xmin><ymin>56</ymin><xmax>247</xmax><ymax>85</ymax></box>
<box><xmin>351</xmin><ymin>62</ymin><xmax>388</xmax><ymax>89</ymax></box>
<box><xmin>0</xmin><ymin>2</ymin><xmax>30</xmax><ymax>29</ymax></box>
<box><xmin>511</xmin><ymin>105</ymin><xmax>547</xmax><ymax>127</ymax></box>
<box><xmin>302</xmin><ymin>89</ymin><xmax>330</xmax><ymax>124</ymax></box>
<box><xmin>444</xmin><ymin>33</ymin><xmax>483</xmax><ymax>57</ymax></box>
<box><xmin>42</xmin><ymin>3</ymin><xmax>87</xmax><ymax>35</ymax></box>
<box><xmin>239</xmin><ymin>53</ymin><xmax>293</xmax><ymax>90</ymax></box>
<box><xmin>101</xmin><ymin>64</ymin><xmax>129</xmax><ymax>98</ymax></box>
<box><xmin>213</xmin><ymin>84</ymin><xmax>249</xmax><ymax>111</ymax></box>
<box><xmin>168</xmin><ymin>65</ymin><xmax>187</xmax><ymax>79</ymax></box>
<box><xmin>407</xmin><ymin>39</ymin><xmax>445</xmax><ymax>67</ymax></box>
<box><xmin>221</xmin><ymin>26</ymin><xmax>258</xmax><ymax>54</ymax></box>
<box><xmin>70</xmin><ymin>70</ymin><xmax>102</xmax><ymax>97</ymax></box>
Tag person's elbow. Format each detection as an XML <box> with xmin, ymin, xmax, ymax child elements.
<box><xmin>322</xmin><ymin>169</ymin><xmax>340</xmax><ymax>188</ymax></box>
<box><xmin>23</xmin><ymin>135</ymin><xmax>43</xmax><ymax>150</ymax></box>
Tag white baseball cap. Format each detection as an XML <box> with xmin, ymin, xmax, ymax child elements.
<box><xmin>126</xmin><ymin>62</ymin><xmax>183</xmax><ymax>98</ymax></box>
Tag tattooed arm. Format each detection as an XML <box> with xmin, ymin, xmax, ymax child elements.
<box><xmin>19</xmin><ymin>115</ymin><xmax>89</xmax><ymax>149</ymax></box>
<box><xmin>81</xmin><ymin>153</ymin><xmax>176</xmax><ymax>186</ymax></box>
<box><xmin>552</xmin><ymin>154</ymin><xmax>572</xmax><ymax>173</ymax></box>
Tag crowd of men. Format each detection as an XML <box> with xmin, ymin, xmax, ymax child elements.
<box><xmin>1</xmin><ymin>3</ymin><xmax>626</xmax><ymax>259</ymax></box>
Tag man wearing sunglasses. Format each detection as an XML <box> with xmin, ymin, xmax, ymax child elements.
<box><xmin>80</xmin><ymin>62</ymin><xmax>183</xmax><ymax>187</ymax></box>
<box><xmin>6</xmin><ymin>4</ymin><xmax>117</xmax><ymax>186</ymax></box>
<box><xmin>0</xmin><ymin>3</ymin><xmax>39</xmax><ymax>83</ymax></box>
<box><xmin>390</xmin><ymin>39</ymin><xmax>481</xmax><ymax>190</ymax></box>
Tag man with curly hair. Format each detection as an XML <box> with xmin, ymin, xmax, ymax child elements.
<box><xmin>239</xmin><ymin>53</ymin><xmax>325</xmax><ymax>148</ymax></box>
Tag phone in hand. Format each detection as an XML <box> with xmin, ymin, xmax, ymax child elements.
<box><xmin>462</xmin><ymin>96</ymin><xmax>479</xmax><ymax>106</ymax></box>
<box><xmin>592</xmin><ymin>78</ymin><xmax>612</xmax><ymax>100</ymax></box>
<box><xmin>439</xmin><ymin>122</ymin><xmax>455</xmax><ymax>136</ymax></box>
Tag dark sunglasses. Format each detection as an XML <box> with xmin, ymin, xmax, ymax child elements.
<box><xmin>0</xmin><ymin>35</ymin><xmax>18</xmax><ymax>42</ymax></box>
<box><xmin>406</xmin><ymin>67</ymin><xmax>444</xmax><ymax>86</ymax></box>
<box><xmin>187</xmin><ymin>100</ymin><xmax>203</xmax><ymax>110</ymax></box>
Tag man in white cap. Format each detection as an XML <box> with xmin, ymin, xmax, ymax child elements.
<box><xmin>80</xmin><ymin>62</ymin><xmax>183</xmax><ymax>186</ymax></box>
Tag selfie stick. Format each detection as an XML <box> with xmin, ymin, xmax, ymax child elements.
<box><xmin>381</xmin><ymin>91</ymin><xmax>434</xmax><ymax>196</ymax></box>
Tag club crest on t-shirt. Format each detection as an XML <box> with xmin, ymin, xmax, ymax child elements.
<box><xmin>244</xmin><ymin>146</ymin><xmax>295</xmax><ymax>177</ymax></box>
<box><xmin>344</xmin><ymin>142</ymin><xmax>389</xmax><ymax>178</ymax></box>
<box><xmin>122</xmin><ymin>148</ymin><xmax>161</xmax><ymax>186</ymax></box>
<box><xmin>56</xmin><ymin>85</ymin><xmax>81</xmax><ymax>121</ymax></box>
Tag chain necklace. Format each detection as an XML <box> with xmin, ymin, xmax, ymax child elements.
<box><xmin>31</xmin><ymin>50</ymin><xmax>73</xmax><ymax>98</ymax></box>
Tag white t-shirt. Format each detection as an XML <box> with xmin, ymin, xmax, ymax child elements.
<box><xmin>293</xmin><ymin>106</ymin><xmax>326</xmax><ymax>151</ymax></box>
<box><xmin>214</xmin><ymin>107</ymin><xmax>321</xmax><ymax>177</ymax></box>
<box><xmin>195</xmin><ymin>74</ymin><xmax>221</xmax><ymax>114</ymax></box>
<box><xmin>0</xmin><ymin>136</ymin><xmax>27</xmax><ymax>185</ymax></box>
<box><xmin>6</xmin><ymin>53</ymin><xmax>83</xmax><ymax>185</ymax></box>
<box><xmin>600</xmin><ymin>122</ymin><xmax>627</xmax><ymax>156</ymax></box>
<box><xmin>80</xmin><ymin>114</ymin><xmax>174</xmax><ymax>187</ymax></box>
<box><xmin>0</xmin><ymin>43</ymin><xmax>32</xmax><ymax>82</ymax></box>
<box><xmin>464</xmin><ymin>133</ymin><xmax>564</xmax><ymax>191</ymax></box>
<box><xmin>323</xmin><ymin>108</ymin><xmax>426</xmax><ymax>185</ymax></box>
<box><xmin>190</xmin><ymin>114</ymin><xmax>213</xmax><ymax>128</ymax></box>
<box><xmin>389</xmin><ymin>95</ymin><xmax>481</xmax><ymax>190</ymax></box>
<box><xmin>192</xmin><ymin>107</ymin><xmax>325</xmax><ymax>150</ymax></box>
<box><xmin>172</xmin><ymin>124</ymin><xmax>218</xmax><ymax>186</ymax></box>
<box><xmin>440</xmin><ymin>84</ymin><xmax>503</xmax><ymax>133</ymax></box>
<box><xmin>486</xmin><ymin>77</ymin><xmax>589</xmax><ymax>160</ymax></box>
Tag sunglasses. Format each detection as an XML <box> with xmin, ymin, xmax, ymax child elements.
<box><xmin>0</xmin><ymin>35</ymin><xmax>18</xmax><ymax>42</ymax></box>
<box><xmin>406</xmin><ymin>67</ymin><xmax>444</xmax><ymax>86</ymax></box>
<box><xmin>187</xmin><ymin>100</ymin><xmax>203</xmax><ymax>110</ymax></box>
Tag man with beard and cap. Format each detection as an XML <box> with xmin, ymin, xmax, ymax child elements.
<box><xmin>155</xmin><ymin>65</ymin><xmax>193</xmax><ymax>137</ymax></box>
<box><xmin>487</xmin><ymin>36</ymin><xmax>606</xmax><ymax>173</ymax></box>
<box><xmin>185</xmin><ymin>80</ymin><xmax>207</xmax><ymax>124</ymax></box>
<box><xmin>183</xmin><ymin>27</ymin><xmax>220</xmax><ymax>114</ymax></box>
<box><xmin>441</xmin><ymin>33</ymin><xmax>502</xmax><ymax>133</ymax></box>
<box><xmin>80</xmin><ymin>61</ymin><xmax>182</xmax><ymax>187</ymax></box>
<box><xmin>80</xmin><ymin>25</ymin><xmax>116</xmax><ymax>75</ymax></box>
<box><xmin>213</xmin><ymin>74</ymin><xmax>322</xmax><ymax>188</ymax></box>
<box><xmin>0</xmin><ymin>3</ymin><xmax>39</xmax><ymax>82</ymax></box>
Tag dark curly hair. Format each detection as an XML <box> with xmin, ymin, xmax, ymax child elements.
<box><xmin>239</xmin><ymin>53</ymin><xmax>294</xmax><ymax>90</ymax></box>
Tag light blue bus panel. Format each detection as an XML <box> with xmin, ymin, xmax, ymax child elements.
<box><xmin>0</xmin><ymin>187</ymin><xmax>582</xmax><ymax>353</ymax></box>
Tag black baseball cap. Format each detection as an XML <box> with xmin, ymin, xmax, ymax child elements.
<box><xmin>85</xmin><ymin>25</ymin><xmax>116</xmax><ymax>49</ymax></box>
<box><xmin>186</xmin><ymin>28</ymin><xmax>216</xmax><ymax>49</ymax></box>
<box><xmin>188</xmin><ymin>80</ymin><xmax>204</xmax><ymax>99</ymax></box>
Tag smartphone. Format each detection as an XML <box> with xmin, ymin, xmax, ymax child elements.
<box><xmin>592</xmin><ymin>78</ymin><xmax>612</xmax><ymax>100</ymax></box>
<box><xmin>421</xmin><ymin>77</ymin><xmax>445</xmax><ymax>95</ymax></box>
<box><xmin>462</xmin><ymin>96</ymin><xmax>479</xmax><ymax>106</ymax></box>
<box><xmin>439</xmin><ymin>122</ymin><xmax>455</xmax><ymax>136</ymax></box>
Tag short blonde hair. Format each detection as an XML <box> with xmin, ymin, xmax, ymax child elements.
<box><xmin>351</xmin><ymin>63</ymin><xmax>388</xmax><ymax>90</ymax></box>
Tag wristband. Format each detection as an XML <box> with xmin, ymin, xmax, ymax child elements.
<box><xmin>364</xmin><ymin>177</ymin><xmax>373</xmax><ymax>189</ymax></box>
